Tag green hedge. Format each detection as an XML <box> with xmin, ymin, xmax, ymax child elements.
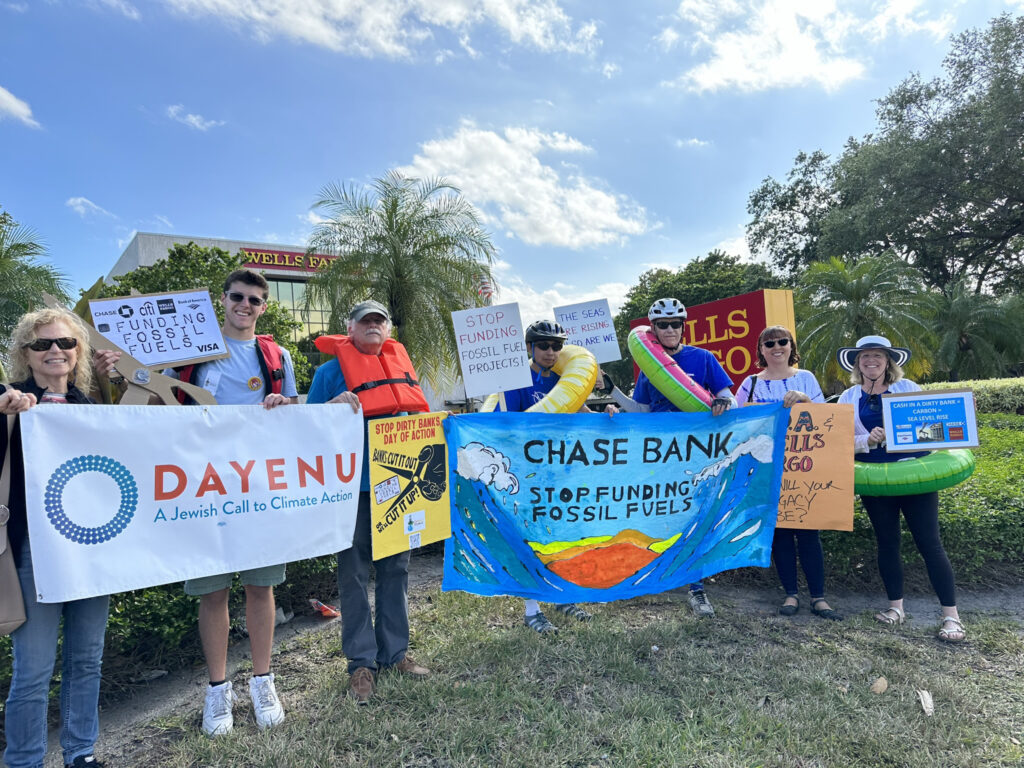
<box><xmin>922</xmin><ymin>377</ymin><xmax>1024</xmax><ymax>414</ymax></box>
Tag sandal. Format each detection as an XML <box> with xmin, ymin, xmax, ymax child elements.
<box><xmin>875</xmin><ymin>606</ymin><xmax>905</xmax><ymax>626</ymax></box>
<box><xmin>556</xmin><ymin>603</ymin><xmax>592</xmax><ymax>622</ymax></box>
<box><xmin>524</xmin><ymin>611</ymin><xmax>558</xmax><ymax>635</ymax></box>
<box><xmin>938</xmin><ymin>616</ymin><xmax>966</xmax><ymax>643</ymax></box>
<box><xmin>810</xmin><ymin>599</ymin><xmax>843</xmax><ymax>622</ymax></box>
<box><xmin>778</xmin><ymin>597</ymin><xmax>800</xmax><ymax>616</ymax></box>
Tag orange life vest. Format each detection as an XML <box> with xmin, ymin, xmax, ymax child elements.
<box><xmin>314</xmin><ymin>335</ymin><xmax>429</xmax><ymax>416</ymax></box>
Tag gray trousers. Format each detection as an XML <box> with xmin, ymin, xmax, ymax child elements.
<box><xmin>337</xmin><ymin>492</ymin><xmax>410</xmax><ymax>672</ymax></box>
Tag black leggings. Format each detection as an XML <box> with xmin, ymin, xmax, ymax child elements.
<box><xmin>861</xmin><ymin>491</ymin><xmax>957</xmax><ymax>607</ymax></box>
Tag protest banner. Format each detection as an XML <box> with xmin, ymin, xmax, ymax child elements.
<box><xmin>451</xmin><ymin>302</ymin><xmax>532</xmax><ymax>399</ymax></box>
<box><xmin>777</xmin><ymin>403</ymin><xmax>855</xmax><ymax>531</ymax></box>
<box><xmin>20</xmin><ymin>404</ymin><xmax>363</xmax><ymax>602</ymax></box>
<box><xmin>443</xmin><ymin>405</ymin><xmax>789</xmax><ymax>602</ymax></box>
<box><xmin>369</xmin><ymin>412</ymin><xmax>451</xmax><ymax>559</ymax></box>
<box><xmin>554</xmin><ymin>299</ymin><xmax>620</xmax><ymax>364</ymax></box>
<box><xmin>89</xmin><ymin>289</ymin><xmax>228</xmax><ymax>369</ymax></box>
<box><xmin>881</xmin><ymin>389</ymin><xmax>979</xmax><ymax>452</ymax></box>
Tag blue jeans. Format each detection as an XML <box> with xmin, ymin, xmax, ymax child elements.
<box><xmin>4</xmin><ymin>540</ymin><xmax>110</xmax><ymax>768</ymax></box>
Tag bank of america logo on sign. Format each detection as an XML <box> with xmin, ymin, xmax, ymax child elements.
<box><xmin>45</xmin><ymin>456</ymin><xmax>138</xmax><ymax>544</ymax></box>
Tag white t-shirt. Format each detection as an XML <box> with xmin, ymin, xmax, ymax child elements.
<box><xmin>171</xmin><ymin>336</ymin><xmax>298</xmax><ymax>405</ymax></box>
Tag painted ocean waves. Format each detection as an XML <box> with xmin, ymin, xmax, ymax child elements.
<box><xmin>442</xmin><ymin>406</ymin><xmax>789</xmax><ymax>603</ymax></box>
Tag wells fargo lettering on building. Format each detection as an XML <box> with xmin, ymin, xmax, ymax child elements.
<box><xmin>631</xmin><ymin>289</ymin><xmax>795</xmax><ymax>388</ymax></box>
<box><xmin>241</xmin><ymin>248</ymin><xmax>337</xmax><ymax>273</ymax></box>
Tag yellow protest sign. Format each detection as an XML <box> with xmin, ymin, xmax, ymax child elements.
<box><xmin>368</xmin><ymin>412</ymin><xmax>451</xmax><ymax>559</ymax></box>
<box><xmin>778</xmin><ymin>403</ymin><xmax>855</xmax><ymax>531</ymax></box>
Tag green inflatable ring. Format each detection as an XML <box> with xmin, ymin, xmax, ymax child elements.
<box><xmin>854</xmin><ymin>449</ymin><xmax>975</xmax><ymax>496</ymax></box>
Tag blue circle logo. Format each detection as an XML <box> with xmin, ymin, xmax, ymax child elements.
<box><xmin>45</xmin><ymin>455</ymin><xmax>138</xmax><ymax>544</ymax></box>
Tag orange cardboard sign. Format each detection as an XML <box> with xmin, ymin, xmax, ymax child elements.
<box><xmin>777</xmin><ymin>403</ymin><xmax>854</xmax><ymax>531</ymax></box>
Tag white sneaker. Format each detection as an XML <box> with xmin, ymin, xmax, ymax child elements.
<box><xmin>688</xmin><ymin>589</ymin><xmax>715</xmax><ymax>617</ymax></box>
<box><xmin>202</xmin><ymin>681</ymin><xmax>235</xmax><ymax>736</ymax></box>
<box><xmin>249</xmin><ymin>673</ymin><xmax>285</xmax><ymax>730</ymax></box>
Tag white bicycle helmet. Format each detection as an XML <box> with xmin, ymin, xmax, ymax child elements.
<box><xmin>648</xmin><ymin>298</ymin><xmax>687</xmax><ymax>322</ymax></box>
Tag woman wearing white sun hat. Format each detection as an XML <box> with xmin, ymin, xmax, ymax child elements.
<box><xmin>836</xmin><ymin>335</ymin><xmax>965</xmax><ymax>643</ymax></box>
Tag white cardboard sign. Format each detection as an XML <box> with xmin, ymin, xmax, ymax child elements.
<box><xmin>452</xmin><ymin>303</ymin><xmax>532</xmax><ymax>398</ymax></box>
<box><xmin>554</xmin><ymin>298</ymin><xmax>620</xmax><ymax>363</ymax></box>
<box><xmin>89</xmin><ymin>290</ymin><xmax>227</xmax><ymax>368</ymax></box>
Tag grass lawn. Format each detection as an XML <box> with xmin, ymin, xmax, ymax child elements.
<box><xmin>143</xmin><ymin>588</ymin><xmax>1024</xmax><ymax>768</ymax></box>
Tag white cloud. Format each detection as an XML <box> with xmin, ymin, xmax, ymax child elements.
<box><xmin>154</xmin><ymin>214</ymin><xmax>174</xmax><ymax>229</ymax></box>
<box><xmin>94</xmin><ymin>0</ymin><xmax>141</xmax><ymax>20</ymax></box>
<box><xmin>601</xmin><ymin>61</ymin><xmax>620</xmax><ymax>79</ymax></box>
<box><xmin>159</xmin><ymin>0</ymin><xmax>600</xmax><ymax>59</ymax></box>
<box><xmin>665</xmin><ymin>0</ymin><xmax>952</xmax><ymax>93</ymax></box>
<box><xmin>0</xmin><ymin>85</ymin><xmax>40</xmax><ymax>128</ymax></box>
<box><xmin>434</xmin><ymin>48</ymin><xmax>455</xmax><ymax>64</ymax></box>
<box><xmin>713</xmin><ymin>232</ymin><xmax>754</xmax><ymax>262</ymax></box>
<box><xmin>116</xmin><ymin>228</ymin><xmax>138</xmax><ymax>251</ymax></box>
<box><xmin>458</xmin><ymin>33</ymin><xmax>480</xmax><ymax>58</ymax></box>
<box><xmin>654</xmin><ymin>27</ymin><xmax>680</xmax><ymax>50</ymax></box>
<box><xmin>166</xmin><ymin>104</ymin><xmax>225</xmax><ymax>131</ymax></box>
<box><xmin>861</xmin><ymin>0</ymin><xmax>953</xmax><ymax>42</ymax></box>
<box><xmin>66</xmin><ymin>197</ymin><xmax>115</xmax><ymax>218</ymax></box>
<box><xmin>3</xmin><ymin>3</ymin><xmax>28</xmax><ymax>12</ymax></box>
<box><xmin>491</xmin><ymin>259</ymin><xmax>631</xmax><ymax>323</ymax></box>
<box><xmin>675</xmin><ymin>137</ymin><xmax>709</xmax><ymax>148</ymax></box>
<box><xmin>399</xmin><ymin>120</ymin><xmax>650</xmax><ymax>250</ymax></box>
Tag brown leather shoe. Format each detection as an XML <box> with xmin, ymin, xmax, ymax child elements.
<box><xmin>348</xmin><ymin>666</ymin><xmax>375</xmax><ymax>705</ymax></box>
<box><xmin>392</xmin><ymin>656</ymin><xmax>430</xmax><ymax>677</ymax></box>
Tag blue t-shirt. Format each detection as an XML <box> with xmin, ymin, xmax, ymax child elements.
<box><xmin>168</xmin><ymin>336</ymin><xmax>298</xmax><ymax>405</ymax></box>
<box><xmin>633</xmin><ymin>346</ymin><xmax>733</xmax><ymax>413</ymax></box>
<box><xmin>501</xmin><ymin>366</ymin><xmax>559</xmax><ymax>412</ymax></box>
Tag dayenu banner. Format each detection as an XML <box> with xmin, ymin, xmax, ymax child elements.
<box><xmin>442</xmin><ymin>404</ymin><xmax>789</xmax><ymax>602</ymax></box>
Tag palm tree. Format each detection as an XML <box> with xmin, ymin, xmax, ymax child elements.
<box><xmin>795</xmin><ymin>254</ymin><xmax>932</xmax><ymax>389</ymax></box>
<box><xmin>929</xmin><ymin>279</ymin><xmax>1024</xmax><ymax>381</ymax></box>
<box><xmin>0</xmin><ymin>208</ymin><xmax>71</xmax><ymax>375</ymax></box>
<box><xmin>305</xmin><ymin>171</ymin><xmax>497</xmax><ymax>391</ymax></box>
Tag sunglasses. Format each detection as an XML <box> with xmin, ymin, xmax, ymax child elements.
<box><xmin>23</xmin><ymin>337</ymin><xmax>78</xmax><ymax>352</ymax></box>
<box><xmin>653</xmin><ymin>321</ymin><xmax>683</xmax><ymax>330</ymax></box>
<box><xmin>867</xmin><ymin>394</ymin><xmax>882</xmax><ymax>413</ymax></box>
<box><xmin>226</xmin><ymin>291</ymin><xmax>266</xmax><ymax>307</ymax></box>
<box><xmin>762</xmin><ymin>338</ymin><xmax>790</xmax><ymax>348</ymax></box>
<box><xmin>533</xmin><ymin>341</ymin><xmax>563</xmax><ymax>352</ymax></box>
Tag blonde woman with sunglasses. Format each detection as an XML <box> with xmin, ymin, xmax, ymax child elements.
<box><xmin>836</xmin><ymin>336</ymin><xmax>964</xmax><ymax>643</ymax></box>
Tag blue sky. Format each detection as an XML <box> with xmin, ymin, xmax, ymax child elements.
<box><xmin>2</xmin><ymin>0</ymin><xmax>1018</xmax><ymax>322</ymax></box>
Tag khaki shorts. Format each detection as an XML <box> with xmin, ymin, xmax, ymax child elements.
<box><xmin>183</xmin><ymin>564</ymin><xmax>286</xmax><ymax>596</ymax></box>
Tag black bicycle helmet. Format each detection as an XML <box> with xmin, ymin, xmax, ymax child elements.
<box><xmin>525</xmin><ymin>320</ymin><xmax>569</xmax><ymax>343</ymax></box>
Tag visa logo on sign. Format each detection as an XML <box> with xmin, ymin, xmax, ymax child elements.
<box><xmin>196</xmin><ymin>343</ymin><xmax>220</xmax><ymax>352</ymax></box>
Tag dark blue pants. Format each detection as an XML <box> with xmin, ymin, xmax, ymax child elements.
<box><xmin>772</xmin><ymin>528</ymin><xmax>826</xmax><ymax>598</ymax></box>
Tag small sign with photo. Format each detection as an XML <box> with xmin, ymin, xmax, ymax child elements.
<box><xmin>881</xmin><ymin>388</ymin><xmax>979</xmax><ymax>452</ymax></box>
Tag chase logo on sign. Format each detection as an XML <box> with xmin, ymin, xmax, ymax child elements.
<box><xmin>45</xmin><ymin>455</ymin><xmax>138</xmax><ymax>544</ymax></box>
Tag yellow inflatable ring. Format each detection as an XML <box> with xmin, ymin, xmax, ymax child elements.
<box><xmin>480</xmin><ymin>344</ymin><xmax>598</xmax><ymax>414</ymax></box>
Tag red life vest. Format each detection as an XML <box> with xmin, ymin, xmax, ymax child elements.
<box><xmin>176</xmin><ymin>334</ymin><xmax>285</xmax><ymax>404</ymax></box>
<box><xmin>314</xmin><ymin>335</ymin><xmax>429</xmax><ymax>416</ymax></box>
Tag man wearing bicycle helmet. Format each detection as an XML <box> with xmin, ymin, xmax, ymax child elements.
<box><xmin>609</xmin><ymin>298</ymin><xmax>736</xmax><ymax>617</ymax></box>
<box><xmin>498</xmin><ymin>319</ymin><xmax>605</xmax><ymax>634</ymax></box>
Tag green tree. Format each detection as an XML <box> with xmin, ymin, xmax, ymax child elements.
<box><xmin>305</xmin><ymin>171</ymin><xmax>496</xmax><ymax>391</ymax></box>
<box><xmin>795</xmin><ymin>255</ymin><xmax>932</xmax><ymax>390</ymax></box>
<box><xmin>928</xmin><ymin>279</ymin><xmax>1024</xmax><ymax>381</ymax></box>
<box><xmin>100</xmin><ymin>242</ymin><xmax>312</xmax><ymax>390</ymax></box>
<box><xmin>606</xmin><ymin>250</ymin><xmax>781</xmax><ymax>386</ymax></box>
<box><xmin>747</xmin><ymin>14</ymin><xmax>1024</xmax><ymax>294</ymax></box>
<box><xmin>0</xmin><ymin>206</ymin><xmax>71</xmax><ymax>374</ymax></box>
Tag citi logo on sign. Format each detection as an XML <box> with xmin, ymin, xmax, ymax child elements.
<box><xmin>45</xmin><ymin>456</ymin><xmax>138</xmax><ymax>544</ymax></box>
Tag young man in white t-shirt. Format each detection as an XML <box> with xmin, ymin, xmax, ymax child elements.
<box><xmin>176</xmin><ymin>270</ymin><xmax>298</xmax><ymax>735</ymax></box>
